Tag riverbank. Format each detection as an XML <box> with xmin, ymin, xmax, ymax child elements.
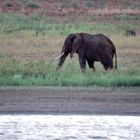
<box><xmin>0</xmin><ymin>87</ymin><xmax>140</xmax><ymax>115</ymax></box>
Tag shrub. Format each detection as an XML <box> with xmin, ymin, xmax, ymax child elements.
<box><xmin>4</xmin><ymin>0</ymin><xmax>14</xmax><ymax>7</ymax></box>
<box><xmin>62</xmin><ymin>1</ymin><xmax>78</xmax><ymax>8</ymax></box>
<box><xmin>85</xmin><ymin>0</ymin><xmax>107</xmax><ymax>9</ymax></box>
<box><xmin>25</xmin><ymin>0</ymin><xmax>40</xmax><ymax>8</ymax></box>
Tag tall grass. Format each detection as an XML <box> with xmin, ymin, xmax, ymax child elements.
<box><xmin>0</xmin><ymin>60</ymin><xmax>140</xmax><ymax>86</ymax></box>
<box><xmin>0</xmin><ymin>68</ymin><xmax>140</xmax><ymax>86</ymax></box>
<box><xmin>0</xmin><ymin>13</ymin><xmax>139</xmax><ymax>36</ymax></box>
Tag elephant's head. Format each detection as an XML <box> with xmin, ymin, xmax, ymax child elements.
<box><xmin>55</xmin><ymin>33</ymin><xmax>82</xmax><ymax>70</ymax></box>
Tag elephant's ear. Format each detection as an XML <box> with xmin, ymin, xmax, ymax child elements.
<box><xmin>62</xmin><ymin>34</ymin><xmax>75</xmax><ymax>53</ymax></box>
<box><xmin>72</xmin><ymin>34</ymin><xmax>82</xmax><ymax>54</ymax></box>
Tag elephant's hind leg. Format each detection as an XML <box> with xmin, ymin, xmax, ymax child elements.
<box><xmin>108</xmin><ymin>55</ymin><xmax>113</xmax><ymax>69</ymax></box>
<box><xmin>103</xmin><ymin>64</ymin><xmax>108</xmax><ymax>70</ymax></box>
<box><xmin>100</xmin><ymin>54</ymin><xmax>113</xmax><ymax>70</ymax></box>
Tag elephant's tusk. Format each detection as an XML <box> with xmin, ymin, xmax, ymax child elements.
<box><xmin>54</xmin><ymin>52</ymin><xmax>64</xmax><ymax>60</ymax></box>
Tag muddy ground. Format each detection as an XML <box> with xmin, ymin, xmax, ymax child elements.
<box><xmin>0</xmin><ymin>87</ymin><xmax>140</xmax><ymax>115</ymax></box>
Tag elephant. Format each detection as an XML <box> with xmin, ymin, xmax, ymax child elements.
<box><xmin>55</xmin><ymin>33</ymin><xmax>117</xmax><ymax>72</ymax></box>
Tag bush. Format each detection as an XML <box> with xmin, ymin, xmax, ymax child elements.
<box><xmin>85</xmin><ymin>0</ymin><xmax>107</xmax><ymax>9</ymax></box>
<box><xmin>25</xmin><ymin>0</ymin><xmax>40</xmax><ymax>8</ymax></box>
<box><xmin>62</xmin><ymin>1</ymin><xmax>78</xmax><ymax>8</ymax></box>
<box><xmin>4</xmin><ymin>0</ymin><xmax>14</xmax><ymax>7</ymax></box>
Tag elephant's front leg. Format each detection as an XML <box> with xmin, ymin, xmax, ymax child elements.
<box><xmin>87</xmin><ymin>59</ymin><xmax>95</xmax><ymax>71</ymax></box>
<box><xmin>78</xmin><ymin>55</ymin><xmax>86</xmax><ymax>72</ymax></box>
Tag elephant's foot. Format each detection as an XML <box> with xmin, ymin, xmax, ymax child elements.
<box><xmin>81</xmin><ymin>69</ymin><xmax>86</xmax><ymax>73</ymax></box>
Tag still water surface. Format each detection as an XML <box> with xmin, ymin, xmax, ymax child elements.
<box><xmin>0</xmin><ymin>115</ymin><xmax>140</xmax><ymax>140</ymax></box>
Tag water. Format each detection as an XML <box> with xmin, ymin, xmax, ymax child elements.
<box><xmin>0</xmin><ymin>115</ymin><xmax>140</xmax><ymax>140</ymax></box>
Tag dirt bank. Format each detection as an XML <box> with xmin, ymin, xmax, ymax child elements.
<box><xmin>0</xmin><ymin>87</ymin><xmax>140</xmax><ymax>115</ymax></box>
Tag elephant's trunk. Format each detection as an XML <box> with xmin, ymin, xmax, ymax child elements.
<box><xmin>70</xmin><ymin>52</ymin><xmax>74</xmax><ymax>58</ymax></box>
<box><xmin>56</xmin><ymin>52</ymin><xmax>69</xmax><ymax>70</ymax></box>
<box><xmin>70</xmin><ymin>48</ymin><xmax>77</xmax><ymax>58</ymax></box>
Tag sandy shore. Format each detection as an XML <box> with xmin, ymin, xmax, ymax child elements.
<box><xmin>0</xmin><ymin>87</ymin><xmax>140</xmax><ymax>115</ymax></box>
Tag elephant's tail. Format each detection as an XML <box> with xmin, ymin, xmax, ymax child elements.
<box><xmin>107</xmin><ymin>38</ymin><xmax>117</xmax><ymax>69</ymax></box>
<box><xmin>114</xmin><ymin>49</ymin><xmax>117</xmax><ymax>69</ymax></box>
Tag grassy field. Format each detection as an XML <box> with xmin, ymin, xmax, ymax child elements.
<box><xmin>0</xmin><ymin>13</ymin><xmax>140</xmax><ymax>86</ymax></box>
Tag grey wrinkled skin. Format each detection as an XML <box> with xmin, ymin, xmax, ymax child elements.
<box><xmin>56</xmin><ymin>33</ymin><xmax>117</xmax><ymax>72</ymax></box>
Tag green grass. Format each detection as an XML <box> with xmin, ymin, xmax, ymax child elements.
<box><xmin>0</xmin><ymin>69</ymin><xmax>140</xmax><ymax>87</ymax></box>
<box><xmin>0</xmin><ymin>60</ymin><xmax>140</xmax><ymax>87</ymax></box>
